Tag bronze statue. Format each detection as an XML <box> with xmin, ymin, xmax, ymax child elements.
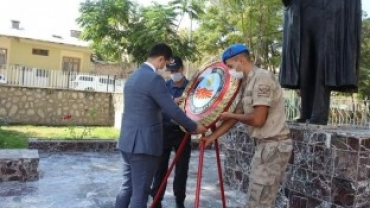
<box><xmin>280</xmin><ymin>0</ymin><xmax>362</xmax><ymax>125</ymax></box>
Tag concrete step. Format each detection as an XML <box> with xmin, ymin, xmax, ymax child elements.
<box><xmin>0</xmin><ymin>149</ymin><xmax>39</xmax><ymax>182</ymax></box>
<box><xmin>28</xmin><ymin>138</ymin><xmax>213</xmax><ymax>152</ymax></box>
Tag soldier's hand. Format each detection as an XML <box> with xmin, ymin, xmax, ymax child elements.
<box><xmin>219</xmin><ymin>112</ymin><xmax>233</xmax><ymax>120</ymax></box>
<box><xmin>195</xmin><ymin>124</ymin><xmax>207</xmax><ymax>134</ymax></box>
<box><xmin>199</xmin><ymin>135</ymin><xmax>215</xmax><ymax>148</ymax></box>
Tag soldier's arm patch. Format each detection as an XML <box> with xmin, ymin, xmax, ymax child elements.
<box><xmin>257</xmin><ymin>84</ymin><xmax>271</xmax><ymax>97</ymax></box>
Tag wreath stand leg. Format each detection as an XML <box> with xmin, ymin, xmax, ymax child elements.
<box><xmin>194</xmin><ymin>125</ymin><xmax>227</xmax><ymax>208</ymax></box>
<box><xmin>151</xmin><ymin>132</ymin><xmax>191</xmax><ymax>208</ymax></box>
<box><xmin>150</xmin><ymin>127</ymin><xmax>227</xmax><ymax>208</ymax></box>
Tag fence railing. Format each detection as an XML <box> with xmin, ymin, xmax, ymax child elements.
<box><xmin>0</xmin><ymin>65</ymin><xmax>125</xmax><ymax>93</ymax></box>
<box><xmin>284</xmin><ymin>97</ymin><xmax>370</xmax><ymax>127</ymax></box>
<box><xmin>2</xmin><ymin>64</ymin><xmax>370</xmax><ymax>127</ymax></box>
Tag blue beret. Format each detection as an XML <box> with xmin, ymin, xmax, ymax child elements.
<box><xmin>222</xmin><ymin>43</ymin><xmax>249</xmax><ymax>63</ymax></box>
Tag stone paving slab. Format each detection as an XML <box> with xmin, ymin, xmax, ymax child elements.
<box><xmin>0</xmin><ymin>150</ymin><xmax>246</xmax><ymax>208</ymax></box>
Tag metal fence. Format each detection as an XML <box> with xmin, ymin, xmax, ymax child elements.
<box><xmin>0</xmin><ymin>65</ymin><xmax>125</xmax><ymax>93</ymax></box>
<box><xmin>284</xmin><ymin>95</ymin><xmax>370</xmax><ymax>127</ymax></box>
<box><xmin>1</xmin><ymin>64</ymin><xmax>370</xmax><ymax>127</ymax></box>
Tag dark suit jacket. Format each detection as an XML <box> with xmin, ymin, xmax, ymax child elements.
<box><xmin>117</xmin><ymin>63</ymin><xmax>197</xmax><ymax>156</ymax></box>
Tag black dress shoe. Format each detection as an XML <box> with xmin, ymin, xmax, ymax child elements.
<box><xmin>176</xmin><ymin>202</ymin><xmax>185</xmax><ymax>208</ymax></box>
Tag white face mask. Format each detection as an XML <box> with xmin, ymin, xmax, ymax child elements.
<box><xmin>229</xmin><ymin>69</ymin><xmax>244</xmax><ymax>80</ymax></box>
<box><xmin>171</xmin><ymin>72</ymin><xmax>183</xmax><ymax>82</ymax></box>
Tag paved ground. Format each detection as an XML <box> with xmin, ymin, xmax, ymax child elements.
<box><xmin>0</xmin><ymin>150</ymin><xmax>246</xmax><ymax>208</ymax></box>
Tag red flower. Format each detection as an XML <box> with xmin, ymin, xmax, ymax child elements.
<box><xmin>62</xmin><ymin>114</ymin><xmax>72</xmax><ymax>120</ymax></box>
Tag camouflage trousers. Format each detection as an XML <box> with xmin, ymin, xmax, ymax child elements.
<box><xmin>245</xmin><ymin>138</ymin><xmax>293</xmax><ymax>208</ymax></box>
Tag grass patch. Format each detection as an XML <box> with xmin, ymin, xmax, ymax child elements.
<box><xmin>0</xmin><ymin>129</ymin><xmax>29</xmax><ymax>149</ymax></box>
<box><xmin>0</xmin><ymin>126</ymin><xmax>120</xmax><ymax>149</ymax></box>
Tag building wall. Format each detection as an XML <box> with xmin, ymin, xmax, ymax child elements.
<box><xmin>6</xmin><ymin>37</ymin><xmax>91</xmax><ymax>72</ymax></box>
<box><xmin>90</xmin><ymin>62</ymin><xmax>137</xmax><ymax>79</ymax></box>
<box><xmin>90</xmin><ymin>62</ymin><xmax>124</xmax><ymax>77</ymax></box>
<box><xmin>0</xmin><ymin>85</ymin><xmax>115</xmax><ymax>126</ymax></box>
<box><xmin>0</xmin><ymin>37</ymin><xmax>11</xmax><ymax>66</ymax></box>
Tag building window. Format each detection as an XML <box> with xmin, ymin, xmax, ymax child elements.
<box><xmin>62</xmin><ymin>57</ymin><xmax>80</xmax><ymax>72</ymax></box>
<box><xmin>0</xmin><ymin>48</ymin><xmax>7</xmax><ymax>66</ymax></box>
<box><xmin>32</xmin><ymin>48</ymin><xmax>49</xmax><ymax>56</ymax></box>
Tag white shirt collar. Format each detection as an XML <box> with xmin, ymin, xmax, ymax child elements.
<box><xmin>144</xmin><ymin>62</ymin><xmax>156</xmax><ymax>72</ymax></box>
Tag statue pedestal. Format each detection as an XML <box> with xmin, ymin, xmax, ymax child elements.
<box><xmin>222</xmin><ymin>123</ymin><xmax>370</xmax><ymax>208</ymax></box>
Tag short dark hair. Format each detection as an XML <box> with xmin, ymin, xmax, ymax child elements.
<box><xmin>148</xmin><ymin>43</ymin><xmax>173</xmax><ymax>60</ymax></box>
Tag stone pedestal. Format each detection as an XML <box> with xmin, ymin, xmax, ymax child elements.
<box><xmin>0</xmin><ymin>149</ymin><xmax>39</xmax><ymax>182</ymax></box>
<box><xmin>222</xmin><ymin>123</ymin><xmax>254</xmax><ymax>192</ymax></box>
<box><xmin>222</xmin><ymin>124</ymin><xmax>370</xmax><ymax>208</ymax></box>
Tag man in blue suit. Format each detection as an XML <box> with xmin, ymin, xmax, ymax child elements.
<box><xmin>115</xmin><ymin>43</ymin><xmax>207</xmax><ymax>208</ymax></box>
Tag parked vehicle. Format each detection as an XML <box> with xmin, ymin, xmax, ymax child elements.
<box><xmin>69</xmin><ymin>75</ymin><xmax>125</xmax><ymax>92</ymax></box>
<box><xmin>0</xmin><ymin>74</ymin><xmax>6</xmax><ymax>84</ymax></box>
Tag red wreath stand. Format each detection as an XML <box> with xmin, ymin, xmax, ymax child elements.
<box><xmin>150</xmin><ymin>128</ymin><xmax>226</xmax><ymax>208</ymax></box>
<box><xmin>150</xmin><ymin>62</ymin><xmax>241</xmax><ymax>208</ymax></box>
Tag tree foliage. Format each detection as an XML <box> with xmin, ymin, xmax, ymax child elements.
<box><xmin>77</xmin><ymin>0</ymin><xmax>135</xmax><ymax>62</ymax></box>
<box><xmin>170</xmin><ymin>0</ymin><xmax>204</xmax><ymax>30</ymax></box>
<box><xmin>358</xmin><ymin>14</ymin><xmax>370</xmax><ymax>100</ymax></box>
<box><xmin>77</xmin><ymin>0</ymin><xmax>370</xmax><ymax>88</ymax></box>
<box><xmin>194</xmin><ymin>0</ymin><xmax>283</xmax><ymax>72</ymax></box>
<box><xmin>77</xmin><ymin>0</ymin><xmax>198</xmax><ymax>63</ymax></box>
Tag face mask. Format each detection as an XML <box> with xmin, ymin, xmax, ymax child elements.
<box><xmin>229</xmin><ymin>69</ymin><xmax>244</xmax><ymax>80</ymax></box>
<box><xmin>171</xmin><ymin>72</ymin><xmax>183</xmax><ymax>82</ymax></box>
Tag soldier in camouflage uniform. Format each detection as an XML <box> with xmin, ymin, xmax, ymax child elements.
<box><xmin>201</xmin><ymin>43</ymin><xmax>293</xmax><ymax>208</ymax></box>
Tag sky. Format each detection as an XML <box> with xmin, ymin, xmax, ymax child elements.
<box><xmin>0</xmin><ymin>0</ymin><xmax>189</xmax><ymax>37</ymax></box>
<box><xmin>0</xmin><ymin>0</ymin><xmax>369</xmax><ymax>37</ymax></box>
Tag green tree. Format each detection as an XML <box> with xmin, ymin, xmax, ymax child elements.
<box><xmin>358</xmin><ymin>14</ymin><xmax>370</xmax><ymax>100</ymax></box>
<box><xmin>77</xmin><ymin>0</ymin><xmax>197</xmax><ymax>63</ymax></box>
<box><xmin>194</xmin><ymin>0</ymin><xmax>283</xmax><ymax>72</ymax></box>
<box><xmin>193</xmin><ymin>4</ymin><xmax>241</xmax><ymax>57</ymax></box>
<box><xmin>169</xmin><ymin>0</ymin><xmax>204</xmax><ymax>30</ymax></box>
<box><xmin>168</xmin><ymin>0</ymin><xmax>205</xmax><ymax>71</ymax></box>
<box><xmin>77</xmin><ymin>0</ymin><xmax>136</xmax><ymax>62</ymax></box>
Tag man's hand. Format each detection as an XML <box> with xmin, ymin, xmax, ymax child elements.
<box><xmin>199</xmin><ymin>135</ymin><xmax>216</xmax><ymax>148</ymax></box>
<box><xmin>195</xmin><ymin>124</ymin><xmax>207</xmax><ymax>134</ymax></box>
<box><xmin>174</xmin><ymin>97</ymin><xmax>184</xmax><ymax>105</ymax></box>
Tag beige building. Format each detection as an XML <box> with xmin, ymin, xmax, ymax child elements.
<box><xmin>0</xmin><ymin>20</ymin><xmax>92</xmax><ymax>72</ymax></box>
